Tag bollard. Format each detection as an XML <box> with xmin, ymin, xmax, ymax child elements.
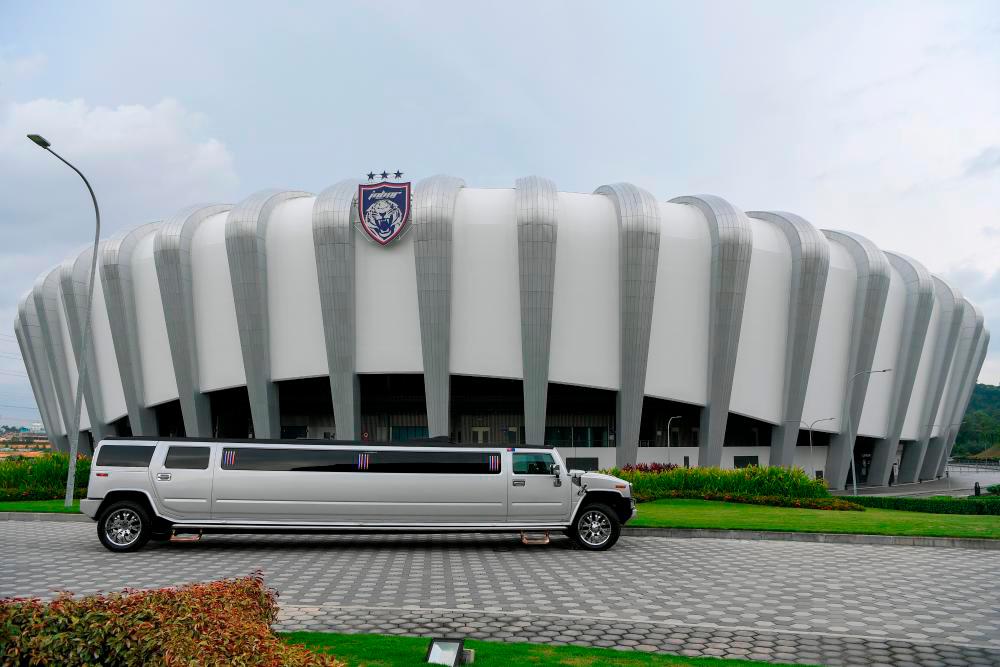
<box><xmin>974</xmin><ymin>481</ymin><xmax>981</xmax><ymax>497</ymax></box>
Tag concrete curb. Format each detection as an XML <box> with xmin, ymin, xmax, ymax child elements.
<box><xmin>0</xmin><ymin>512</ymin><xmax>90</xmax><ymax>522</ymax></box>
<box><xmin>623</xmin><ymin>526</ymin><xmax>1000</xmax><ymax>550</ymax></box>
<box><xmin>2</xmin><ymin>513</ymin><xmax>995</xmax><ymax>549</ymax></box>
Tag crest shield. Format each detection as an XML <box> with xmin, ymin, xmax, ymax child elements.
<box><xmin>357</xmin><ymin>181</ymin><xmax>412</xmax><ymax>245</ymax></box>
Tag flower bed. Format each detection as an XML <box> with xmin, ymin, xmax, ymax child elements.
<box><xmin>0</xmin><ymin>573</ymin><xmax>342</xmax><ymax>666</ymax></box>
<box><xmin>0</xmin><ymin>452</ymin><xmax>89</xmax><ymax>501</ymax></box>
<box><xmin>645</xmin><ymin>490</ymin><xmax>862</xmax><ymax>511</ymax></box>
<box><xmin>607</xmin><ymin>463</ymin><xmax>829</xmax><ymax>502</ymax></box>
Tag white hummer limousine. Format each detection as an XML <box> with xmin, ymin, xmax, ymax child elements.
<box><xmin>81</xmin><ymin>437</ymin><xmax>636</xmax><ymax>552</ymax></box>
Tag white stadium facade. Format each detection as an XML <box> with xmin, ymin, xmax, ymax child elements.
<box><xmin>15</xmin><ymin>176</ymin><xmax>989</xmax><ymax>491</ymax></box>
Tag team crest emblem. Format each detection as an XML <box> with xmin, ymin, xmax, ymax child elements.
<box><xmin>358</xmin><ymin>180</ymin><xmax>411</xmax><ymax>246</ymax></box>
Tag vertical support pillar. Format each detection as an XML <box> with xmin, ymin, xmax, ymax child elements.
<box><xmin>670</xmin><ymin>195</ymin><xmax>752</xmax><ymax>468</ymax></box>
<box><xmin>747</xmin><ymin>211</ymin><xmax>829</xmax><ymax>467</ymax></box>
<box><xmin>821</xmin><ymin>230</ymin><xmax>890</xmax><ymax>491</ymax></box>
<box><xmin>412</xmin><ymin>175</ymin><xmax>465</xmax><ymax>437</ymax></box>
<box><xmin>516</xmin><ymin>176</ymin><xmax>559</xmax><ymax>446</ymax></box>
<box><xmin>313</xmin><ymin>180</ymin><xmax>361</xmax><ymax>440</ymax></box>
<box><xmin>597</xmin><ymin>183</ymin><xmax>661</xmax><ymax>467</ymax></box>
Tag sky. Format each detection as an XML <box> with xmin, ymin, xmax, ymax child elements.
<box><xmin>0</xmin><ymin>0</ymin><xmax>997</xmax><ymax>427</ymax></box>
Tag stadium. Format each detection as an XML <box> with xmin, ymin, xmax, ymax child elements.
<box><xmin>15</xmin><ymin>176</ymin><xmax>989</xmax><ymax>491</ymax></box>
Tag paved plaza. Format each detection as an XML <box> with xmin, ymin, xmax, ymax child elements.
<box><xmin>2</xmin><ymin>522</ymin><xmax>999</xmax><ymax>665</ymax></box>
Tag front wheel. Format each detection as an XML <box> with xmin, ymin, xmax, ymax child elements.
<box><xmin>97</xmin><ymin>501</ymin><xmax>151</xmax><ymax>552</ymax></box>
<box><xmin>571</xmin><ymin>503</ymin><xmax>621</xmax><ymax>550</ymax></box>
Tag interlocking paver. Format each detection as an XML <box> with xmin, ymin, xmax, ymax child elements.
<box><xmin>2</xmin><ymin>523</ymin><xmax>999</xmax><ymax>666</ymax></box>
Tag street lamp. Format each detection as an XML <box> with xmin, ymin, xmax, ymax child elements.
<box><xmin>27</xmin><ymin>134</ymin><xmax>101</xmax><ymax>507</ymax></box>
<box><xmin>665</xmin><ymin>415</ymin><xmax>682</xmax><ymax>465</ymax></box>
<box><xmin>844</xmin><ymin>368</ymin><xmax>892</xmax><ymax>496</ymax></box>
<box><xmin>785</xmin><ymin>417</ymin><xmax>836</xmax><ymax>480</ymax></box>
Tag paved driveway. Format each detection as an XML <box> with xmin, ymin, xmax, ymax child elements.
<box><xmin>2</xmin><ymin>522</ymin><xmax>999</xmax><ymax>666</ymax></box>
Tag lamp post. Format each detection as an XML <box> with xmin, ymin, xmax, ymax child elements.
<box><xmin>784</xmin><ymin>417</ymin><xmax>836</xmax><ymax>480</ymax></box>
<box><xmin>27</xmin><ymin>134</ymin><xmax>101</xmax><ymax>508</ymax></box>
<box><xmin>844</xmin><ymin>368</ymin><xmax>892</xmax><ymax>496</ymax></box>
<box><xmin>665</xmin><ymin>415</ymin><xmax>682</xmax><ymax>465</ymax></box>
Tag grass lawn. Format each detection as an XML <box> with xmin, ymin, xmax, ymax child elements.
<box><xmin>283</xmin><ymin>631</ymin><xmax>786</xmax><ymax>666</ymax></box>
<box><xmin>632</xmin><ymin>498</ymin><xmax>1000</xmax><ymax>539</ymax></box>
<box><xmin>0</xmin><ymin>499</ymin><xmax>80</xmax><ymax>513</ymax></box>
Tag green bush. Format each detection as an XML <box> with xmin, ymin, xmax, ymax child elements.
<box><xmin>0</xmin><ymin>573</ymin><xmax>342</xmax><ymax>666</ymax></box>
<box><xmin>0</xmin><ymin>453</ymin><xmax>89</xmax><ymax>501</ymax></box>
<box><xmin>646</xmin><ymin>491</ymin><xmax>862</xmax><ymax>511</ymax></box>
<box><xmin>606</xmin><ymin>464</ymin><xmax>829</xmax><ymax>502</ymax></box>
<box><xmin>851</xmin><ymin>495</ymin><xmax>1000</xmax><ymax>515</ymax></box>
<box><xmin>987</xmin><ymin>483</ymin><xmax>1000</xmax><ymax>496</ymax></box>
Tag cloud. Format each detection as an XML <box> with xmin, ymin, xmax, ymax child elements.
<box><xmin>0</xmin><ymin>97</ymin><xmax>239</xmax><ymax>418</ymax></box>
<box><xmin>0</xmin><ymin>53</ymin><xmax>46</xmax><ymax>83</ymax></box>
<box><xmin>964</xmin><ymin>146</ymin><xmax>1000</xmax><ymax>178</ymax></box>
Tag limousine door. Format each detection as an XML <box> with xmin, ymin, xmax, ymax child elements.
<box><xmin>507</xmin><ymin>451</ymin><xmax>571</xmax><ymax>523</ymax></box>
<box><xmin>150</xmin><ymin>444</ymin><xmax>214</xmax><ymax>521</ymax></box>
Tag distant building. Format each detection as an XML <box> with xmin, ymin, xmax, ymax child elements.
<box><xmin>15</xmin><ymin>177</ymin><xmax>988</xmax><ymax>490</ymax></box>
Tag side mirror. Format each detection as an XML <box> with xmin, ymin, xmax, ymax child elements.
<box><xmin>551</xmin><ymin>464</ymin><xmax>562</xmax><ymax>487</ymax></box>
<box><xmin>551</xmin><ymin>464</ymin><xmax>561</xmax><ymax>476</ymax></box>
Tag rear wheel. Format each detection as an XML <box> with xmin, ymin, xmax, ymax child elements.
<box><xmin>97</xmin><ymin>501</ymin><xmax>151</xmax><ymax>552</ymax></box>
<box><xmin>571</xmin><ymin>503</ymin><xmax>621</xmax><ymax>550</ymax></box>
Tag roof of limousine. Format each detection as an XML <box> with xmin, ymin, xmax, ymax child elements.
<box><xmin>101</xmin><ymin>436</ymin><xmax>555</xmax><ymax>449</ymax></box>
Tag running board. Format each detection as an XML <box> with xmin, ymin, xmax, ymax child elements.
<box><xmin>520</xmin><ymin>530</ymin><xmax>550</xmax><ymax>545</ymax></box>
<box><xmin>170</xmin><ymin>530</ymin><xmax>202</xmax><ymax>543</ymax></box>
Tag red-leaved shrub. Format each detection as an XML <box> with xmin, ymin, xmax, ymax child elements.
<box><xmin>619</xmin><ymin>462</ymin><xmax>680</xmax><ymax>473</ymax></box>
<box><xmin>0</xmin><ymin>572</ymin><xmax>342</xmax><ymax>666</ymax></box>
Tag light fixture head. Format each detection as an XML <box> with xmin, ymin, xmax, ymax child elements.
<box><xmin>426</xmin><ymin>637</ymin><xmax>465</xmax><ymax>666</ymax></box>
<box><xmin>27</xmin><ymin>134</ymin><xmax>51</xmax><ymax>149</ymax></box>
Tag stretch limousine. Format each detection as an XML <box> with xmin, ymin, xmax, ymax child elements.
<box><xmin>81</xmin><ymin>437</ymin><xmax>636</xmax><ymax>552</ymax></box>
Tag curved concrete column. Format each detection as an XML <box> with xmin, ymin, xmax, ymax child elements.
<box><xmin>747</xmin><ymin>211</ymin><xmax>830</xmax><ymax>468</ymax></box>
<box><xmin>670</xmin><ymin>195</ymin><xmax>752</xmax><ymax>468</ymax></box>
<box><xmin>516</xmin><ymin>176</ymin><xmax>559</xmax><ymax>446</ymax></box>
<box><xmin>867</xmin><ymin>252</ymin><xmax>934</xmax><ymax>486</ymax></box>
<box><xmin>154</xmin><ymin>204</ymin><xmax>233</xmax><ymax>437</ymax></box>
<box><xmin>225</xmin><ymin>190</ymin><xmax>312</xmax><ymax>439</ymax></box>
<box><xmin>14</xmin><ymin>308</ymin><xmax>67</xmax><ymax>452</ymax></box>
<box><xmin>312</xmin><ymin>180</ymin><xmax>360</xmax><ymax>440</ymax></box>
<box><xmin>412</xmin><ymin>175</ymin><xmax>465</xmax><ymax>437</ymax></box>
<box><xmin>33</xmin><ymin>269</ymin><xmax>84</xmax><ymax>450</ymax></box>
<box><xmin>942</xmin><ymin>329</ymin><xmax>989</xmax><ymax>471</ymax></box>
<box><xmin>100</xmin><ymin>222</ymin><xmax>161</xmax><ymax>435</ymax></box>
<box><xmin>910</xmin><ymin>277</ymin><xmax>965</xmax><ymax>482</ymax></box>
<box><xmin>59</xmin><ymin>246</ymin><xmax>111</xmax><ymax>443</ymax></box>
<box><xmin>598</xmin><ymin>183</ymin><xmax>661</xmax><ymax>467</ymax></box>
<box><xmin>821</xmin><ymin>230</ymin><xmax>891</xmax><ymax>490</ymax></box>
<box><xmin>931</xmin><ymin>303</ymin><xmax>984</xmax><ymax>476</ymax></box>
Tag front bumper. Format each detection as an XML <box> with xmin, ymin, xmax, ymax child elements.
<box><xmin>630</xmin><ymin>497</ymin><xmax>637</xmax><ymax>519</ymax></box>
<box><xmin>79</xmin><ymin>498</ymin><xmax>101</xmax><ymax>520</ymax></box>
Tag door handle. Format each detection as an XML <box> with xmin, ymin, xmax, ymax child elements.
<box><xmin>512</xmin><ymin>479</ymin><xmax>525</xmax><ymax>487</ymax></box>
<box><xmin>156</xmin><ymin>473</ymin><xmax>172</xmax><ymax>481</ymax></box>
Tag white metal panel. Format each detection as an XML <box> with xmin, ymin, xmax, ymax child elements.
<box><xmin>450</xmin><ymin>188</ymin><xmax>522</xmax><ymax>378</ymax></box>
<box><xmin>644</xmin><ymin>202</ymin><xmax>710</xmax><ymax>404</ymax></box>
<box><xmin>549</xmin><ymin>193</ymin><xmax>619</xmax><ymax>390</ymax></box>
<box><xmin>858</xmin><ymin>263</ymin><xmax>906</xmax><ymax>437</ymax></box>
<box><xmin>192</xmin><ymin>210</ymin><xmax>246</xmax><ymax>391</ymax></box>
<box><xmin>730</xmin><ymin>217</ymin><xmax>792</xmax><ymax>424</ymax></box>
<box><xmin>932</xmin><ymin>357</ymin><xmax>956</xmax><ymax>438</ymax></box>
<box><xmin>801</xmin><ymin>241</ymin><xmax>856</xmax><ymax>430</ymax></box>
<box><xmin>91</xmin><ymin>271</ymin><xmax>127</xmax><ymax>422</ymax></box>
<box><xmin>267</xmin><ymin>197</ymin><xmax>328</xmax><ymax>381</ymax></box>
<box><xmin>901</xmin><ymin>296</ymin><xmax>940</xmax><ymax>440</ymax></box>
<box><xmin>355</xmin><ymin>207</ymin><xmax>423</xmax><ymax>373</ymax></box>
<box><xmin>132</xmin><ymin>232</ymin><xmax>178</xmax><ymax>406</ymax></box>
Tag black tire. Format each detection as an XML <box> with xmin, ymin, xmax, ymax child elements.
<box><xmin>97</xmin><ymin>500</ymin><xmax>152</xmax><ymax>553</ymax></box>
<box><xmin>571</xmin><ymin>502</ymin><xmax>621</xmax><ymax>551</ymax></box>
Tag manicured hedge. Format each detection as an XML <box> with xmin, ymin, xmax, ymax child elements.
<box><xmin>0</xmin><ymin>453</ymin><xmax>89</xmax><ymax>502</ymax></box>
<box><xmin>851</xmin><ymin>495</ymin><xmax>1000</xmax><ymax>515</ymax></box>
<box><xmin>649</xmin><ymin>490</ymin><xmax>862</xmax><ymax>511</ymax></box>
<box><xmin>0</xmin><ymin>573</ymin><xmax>342</xmax><ymax>666</ymax></box>
<box><xmin>607</xmin><ymin>464</ymin><xmax>829</xmax><ymax>502</ymax></box>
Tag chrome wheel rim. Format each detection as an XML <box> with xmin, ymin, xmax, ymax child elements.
<box><xmin>105</xmin><ymin>509</ymin><xmax>141</xmax><ymax>547</ymax></box>
<box><xmin>578</xmin><ymin>510</ymin><xmax>612</xmax><ymax>546</ymax></box>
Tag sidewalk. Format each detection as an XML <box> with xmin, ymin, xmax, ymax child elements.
<box><xmin>831</xmin><ymin>468</ymin><xmax>1000</xmax><ymax>498</ymax></box>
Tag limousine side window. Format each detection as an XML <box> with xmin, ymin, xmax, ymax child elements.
<box><xmin>95</xmin><ymin>444</ymin><xmax>156</xmax><ymax>467</ymax></box>
<box><xmin>164</xmin><ymin>446</ymin><xmax>210</xmax><ymax>470</ymax></box>
<box><xmin>220</xmin><ymin>448</ymin><xmax>502</xmax><ymax>474</ymax></box>
<box><xmin>513</xmin><ymin>452</ymin><xmax>556</xmax><ymax>475</ymax></box>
